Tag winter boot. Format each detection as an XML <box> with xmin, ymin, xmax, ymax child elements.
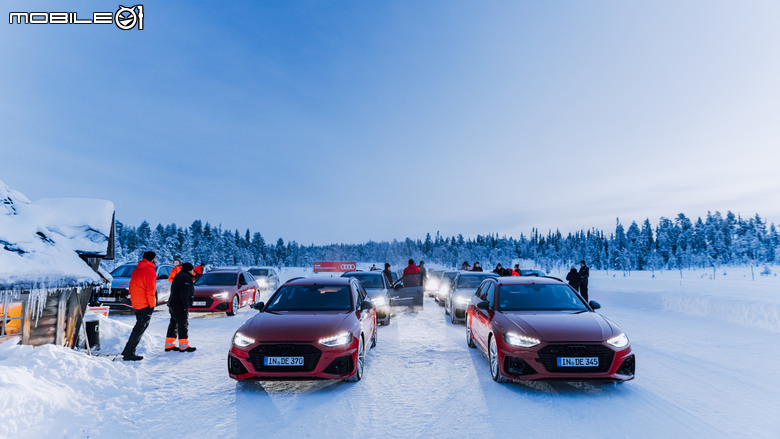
<box><xmin>177</xmin><ymin>339</ymin><xmax>196</xmax><ymax>352</ymax></box>
<box><xmin>165</xmin><ymin>337</ymin><xmax>179</xmax><ymax>352</ymax></box>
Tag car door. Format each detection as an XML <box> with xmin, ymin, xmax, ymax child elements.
<box><xmin>243</xmin><ymin>272</ymin><xmax>258</xmax><ymax>304</ymax></box>
<box><xmin>473</xmin><ymin>281</ymin><xmax>495</xmax><ymax>351</ymax></box>
<box><xmin>353</xmin><ymin>281</ymin><xmax>373</xmax><ymax>341</ymax></box>
<box><xmin>238</xmin><ymin>273</ymin><xmax>250</xmax><ymax>305</ymax></box>
<box><xmin>390</xmin><ymin>272</ymin><xmax>424</xmax><ymax>310</ymax></box>
<box><xmin>156</xmin><ymin>265</ymin><xmax>173</xmax><ymax>303</ymax></box>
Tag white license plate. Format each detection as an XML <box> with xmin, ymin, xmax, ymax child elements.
<box><xmin>264</xmin><ymin>356</ymin><xmax>304</xmax><ymax>366</ymax></box>
<box><xmin>557</xmin><ymin>357</ymin><xmax>599</xmax><ymax>367</ymax></box>
<box><xmin>97</xmin><ymin>297</ymin><xmax>114</xmax><ymax>302</ymax></box>
<box><xmin>192</xmin><ymin>301</ymin><xmax>207</xmax><ymax>307</ymax></box>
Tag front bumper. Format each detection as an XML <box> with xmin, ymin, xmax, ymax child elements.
<box><xmin>228</xmin><ymin>337</ymin><xmax>360</xmax><ymax>381</ymax></box>
<box><xmin>497</xmin><ymin>339</ymin><xmax>635</xmax><ymax>382</ymax></box>
<box><xmin>92</xmin><ymin>288</ymin><xmax>133</xmax><ymax>309</ymax></box>
<box><xmin>189</xmin><ymin>295</ymin><xmax>231</xmax><ymax>312</ymax></box>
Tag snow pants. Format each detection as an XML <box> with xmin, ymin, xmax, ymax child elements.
<box><xmin>166</xmin><ymin>306</ymin><xmax>189</xmax><ymax>341</ymax></box>
<box><xmin>122</xmin><ymin>306</ymin><xmax>153</xmax><ymax>356</ymax></box>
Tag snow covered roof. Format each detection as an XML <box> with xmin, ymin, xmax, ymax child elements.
<box><xmin>0</xmin><ymin>180</ymin><xmax>114</xmax><ymax>288</ymax></box>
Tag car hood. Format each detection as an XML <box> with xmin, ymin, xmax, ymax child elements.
<box><xmin>111</xmin><ymin>278</ymin><xmax>131</xmax><ymax>289</ymax></box>
<box><xmin>240</xmin><ymin>311</ymin><xmax>352</xmax><ymax>342</ymax></box>
<box><xmin>194</xmin><ymin>285</ymin><xmax>236</xmax><ymax>296</ymax></box>
<box><xmin>365</xmin><ymin>288</ymin><xmax>388</xmax><ymax>298</ymax></box>
<box><xmin>498</xmin><ymin>311</ymin><xmax>617</xmax><ymax>342</ymax></box>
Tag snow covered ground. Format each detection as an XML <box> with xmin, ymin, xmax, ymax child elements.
<box><xmin>1</xmin><ymin>267</ymin><xmax>779</xmax><ymax>438</ymax></box>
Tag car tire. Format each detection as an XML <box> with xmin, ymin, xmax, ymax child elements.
<box><xmin>445</xmin><ymin>298</ymin><xmax>451</xmax><ymax>315</ymax></box>
<box><xmin>438</xmin><ymin>297</ymin><xmax>445</xmax><ymax>307</ymax></box>
<box><xmin>466</xmin><ymin>316</ymin><xmax>476</xmax><ymax>348</ymax></box>
<box><xmin>489</xmin><ymin>335</ymin><xmax>507</xmax><ymax>383</ymax></box>
<box><xmin>451</xmin><ymin>306</ymin><xmax>457</xmax><ymax>324</ymax></box>
<box><xmin>227</xmin><ymin>295</ymin><xmax>239</xmax><ymax>316</ymax></box>
<box><xmin>347</xmin><ymin>336</ymin><xmax>365</xmax><ymax>382</ymax></box>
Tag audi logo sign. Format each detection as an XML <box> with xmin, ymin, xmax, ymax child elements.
<box><xmin>313</xmin><ymin>261</ymin><xmax>357</xmax><ymax>273</ymax></box>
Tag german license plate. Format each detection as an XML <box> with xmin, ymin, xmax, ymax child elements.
<box><xmin>264</xmin><ymin>356</ymin><xmax>304</xmax><ymax>366</ymax></box>
<box><xmin>192</xmin><ymin>301</ymin><xmax>207</xmax><ymax>307</ymax></box>
<box><xmin>557</xmin><ymin>357</ymin><xmax>599</xmax><ymax>367</ymax></box>
<box><xmin>97</xmin><ymin>297</ymin><xmax>113</xmax><ymax>302</ymax></box>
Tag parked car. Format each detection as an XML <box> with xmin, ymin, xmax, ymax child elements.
<box><xmin>466</xmin><ymin>276</ymin><xmax>635</xmax><ymax>382</ymax></box>
<box><xmin>94</xmin><ymin>263</ymin><xmax>173</xmax><ymax>309</ymax></box>
<box><xmin>518</xmin><ymin>269</ymin><xmax>546</xmax><ymax>277</ymax></box>
<box><xmin>247</xmin><ymin>267</ymin><xmax>280</xmax><ymax>291</ymax></box>
<box><xmin>445</xmin><ymin>271</ymin><xmax>499</xmax><ymax>324</ymax></box>
<box><xmin>341</xmin><ymin>271</ymin><xmax>391</xmax><ymax>325</ymax></box>
<box><xmin>435</xmin><ymin>271</ymin><xmax>459</xmax><ymax>305</ymax></box>
<box><xmin>228</xmin><ymin>277</ymin><xmax>377</xmax><ymax>381</ymax></box>
<box><xmin>190</xmin><ymin>268</ymin><xmax>258</xmax><ymax>316</ymax></box>
<box><xmin>424</xmin><ymin>269</ymin><xmax>444</xmax><ymax>297</ymax></box>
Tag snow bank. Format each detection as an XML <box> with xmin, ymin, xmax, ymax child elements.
<box><xmin>0</xmin><ymin>180</ymin><xmax>114</xmax><ymax>288</ymax></box>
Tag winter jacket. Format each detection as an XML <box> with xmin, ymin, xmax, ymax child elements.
<box><xmin>169</xmin><ymin>270</ymin><xmax>195</xmax><ymax>309</ymax></box>
<box><xmin>168</xmin><ymin>265</ymin><xmax>182</xmax><ymax>283</ymax></box>
<box><xmin>566</xmin><ymin>269</ymin><xmax>580</xmax><ymax>290</ymax></box>
<box><xmin>129</xmin><ymin>259</ymin><xmax>157</xmax><ymax>309</ymax></box>
<box><xmin>403</xmin><ymin>264</ymin><xmax>420</xmax><ymax>277</ymax></box>
<box><xmin>471</xmin><ymin>266</ymin><xmax>483</xmax><ymax>272</ymax></box>
<box><xmin>578</xmin><ymin>265</ymin><xmax>589</xmax><ymax>285</ymax></box>
<box><xmin>383</xmin><ymin>269</ymin><xmax>394</xmax><ymax>286</ymax></box>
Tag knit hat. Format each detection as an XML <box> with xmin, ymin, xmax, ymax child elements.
<box><xmin>180</xmin><ymin>262</ymin><xmax>194</xmax><ymax>273</ymax></box>
<box><xmin>143</xmin><ymin>251</ymin><xmax>156</xmax><ymax>262</ymax></box>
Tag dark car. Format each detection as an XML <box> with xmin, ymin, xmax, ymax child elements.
<box><xmin>445</xmin><ymin>271</ymin><xmax>499</xmax><ymax>324</ymax></box>
<box><xmin>466</xmin><ymin>276</ymin><xmax>635</xmax><ymax>382</ymax></box>
<box><xmin>190</xmin><ymin>268</ymin><xmax>258</xmax><ymax>316</ymax></box>
<box><xmin>341</xmin><ymin>271</ymin><xmax>391</xmax><ymax>325</ymax></box>
<box><xmin>228</xmin><ymin>277</ymin><xmax>377</xmax><ymax>381</ymax></box>
<box><xmin>247</xmin><ymin>267</ymin><xmax>280</xmax><ymax>292</ymax></box>
<box><xmin>94</xmin><ymin>263</ymin><xmax>174</xmax><ymax>309</ymax></box>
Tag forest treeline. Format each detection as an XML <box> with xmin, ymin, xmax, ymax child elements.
<box><xmin>110</xmin><ymin>211</ymin><xmax>779</xmax><ymax>272</ymax></box>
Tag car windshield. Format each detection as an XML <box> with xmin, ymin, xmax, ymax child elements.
<box><xmin>196</xmin><ymin>273</ymin><xmax>237</xmax><ymax>286</ymax></box>
<box><xmin>249</xmin><ymin>269</ymin><xmax>269</xmax><ymax>277</ymax></box>
<box><xmin>342</xmin><ymin>273</ymin><xmax>384</xmax><ymax>288</ymax></box>
<box><xmin>457</xmin><ymin>274</ymin><xmax>496</xmax><ymax>288</ymax></box>
<box><xmin>111</xmin><ymin>265</ymin><xmax>135</xmax><ymax>277</ymax></box>
<box><xmin>266</xmin><ymin>285</ymin><xmax>352</xmax><ymax>311</ymax></box>
<box><xmin>497</xmin><ymin>284</ymin><xmax>588</xmax><ymax>311</ymax></box>
<box><xmin>520</xmin><ymin>269</ymin><xmax>546</xmax><ymax>277</ymax></box>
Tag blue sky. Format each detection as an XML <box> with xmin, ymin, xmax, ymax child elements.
<box><xmin>2</xmin><ymin>1</ymin><xmax>779</xmax><ymax>244</ymax></box>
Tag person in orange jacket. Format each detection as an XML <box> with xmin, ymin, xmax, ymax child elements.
<box><xmin>168</xmin><ymin>258</ymin><xmax>182</xmax><ymax>283</ymax></box>
<box><xmin>193</xmin><ymin>263</ymin><xmax>204</xmax><ymax>281</ymax></box>
<box><xmin>121</xmin><ymin>251</ymin><xmax>158</xmax><ymax>361</ymax></box>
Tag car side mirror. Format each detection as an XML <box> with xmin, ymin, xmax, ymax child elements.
<box><xmin>476</xmin><ymin>300</ymin><xmax>489</xmax><ymax>310</ymax></box>
<box><xmin>252</xmin><ymin>302</ymin><xmax>265</xmax><ymax>311</ymax></box>
<box><xmin>361</xmin><ymin>299</ymin><xmax>375</xmax><ymax>311</ymax></box>
<box><xmin>589</xmin><ymin>300</ymin><xmax>601</xmax><ymax>310</ymax></box>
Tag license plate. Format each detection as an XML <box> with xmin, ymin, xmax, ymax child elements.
<box><xmin>192</xmin><ymin>301</ymin><xmax>207</xmax><ymax>307</ymax></box>
<box><xmin>264</xmin><ymin>356</ymin><xmax>304</xmax><ymax>366</ymax></box>
<box><xmin>97</xmin><ymin>297</ymin><xmax>113</xmax><ymax>302</ymax></box>
<box><xmin>557</xmin><ymin>357</ymin><xmax>599</xmax><ymax>367</ymax></box>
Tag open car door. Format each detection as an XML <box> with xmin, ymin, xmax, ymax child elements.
<box><xmin>390</xmin><ymin>273</ymin><xmax>424</xmax><ymax>312</ymax></box>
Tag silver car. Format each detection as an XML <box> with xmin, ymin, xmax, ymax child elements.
<box><xmin>341</xmin><ymin>271</ymin><xmax>391</xmax><ymax>325</ymax></box>
<box><xmin>95</xmin><ymin>263</ymin><xmax>173</xmax><ymax>309</ymax></box>
<box><xmin>445</xmin><ymin>272</ymin><xmax>498</xmax><ymax>324</ymax></box>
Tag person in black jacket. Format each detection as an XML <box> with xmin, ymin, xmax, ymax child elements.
<box><xmin>165</xmin><ymin>262</ymin><xmax>196</xmax><ymax>353</ymax></box>
<box><xmin>566</xmin><ymin>267</ymin><xmax>581</xmax><ymax>292</ymax></box>
<box><xmin>382</xmin><ymin>263</ymin><xmax>393</xmax><ymax>286</ymax></box>
<box><xmin>578</xmin><ymin>260</ymin><xmax>590</xmax><ymax>301</ymax></box>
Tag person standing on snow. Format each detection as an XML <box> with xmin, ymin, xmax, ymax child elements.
<box><xmin>460</xmin><ymin>261</ymin><xmax>471</xmax><ymax>271</ymax></box>
<box><xmin>193</xmin><ymin>263</ymin><xmax>204</xmax><ymax>281</ymax></box>
<box><xmin>471</xmin><ymin>262</ymin><xmax>483</xmax><ymax>272</ymax></box>
<box><xmin>382</xmin><ymin>263</ymin><xmax>394</xmax><ymax>286</ymax></box>
<box><xmin>514</xmin><ymin>264</ymin><xmax>522</xmax><ymax>276</ymax></box>
<box><xmin>167</xmin><ymin>258</ymin><xmax>182</xmax><ymax>283</ymax></box>
<box><xmin>566</xmin><ymin>267</ymin><xmax>581</xmax><ymax>292</ymax></box>
<box><xmin>493</xmin><ymin>263</ymin><xmax>503</xmax><ymax>275</ymax></box>
<box><xmin>403</xmin><ymin>259</ymin><xmax>421</xmax><ymax>287</ymax></box>
<box><xmin>165</xmin><ymin>262</ymin><xmax>196</xmax><ymax>353</ymax></box>
<box><xmin>578</xmin><ymin>260</ymin><xmax>590</xmax><ymax>301</ymax></box>
<box><xmin>121</xmin><ymin>251</ymin><xmax>157</xmax><ymax>361</ymax></box>
<box><xmin>418</xmin><ymin>260</ymin><xmax>428</xmax><ymax>286</ymax></box>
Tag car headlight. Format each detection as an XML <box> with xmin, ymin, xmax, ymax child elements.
<box><xmin>504</xmin><ymin>332</ymin><xmax>540</xmax><ymax>348</ymax></box>
<box><xmin>319</xmin><ymin>332</ymin><xmax>353</xmax><ymax>347</ymax></box>
<box><xmin>213</xmin><ymin>292</ymin><xmax>229</xmax><ymax>299</ymax></box>
<box><xmin>427</xmin><ymin>279</ymin><xmax>440</xmax><ymax>290</ymax></box>
<box><xmin>257</xmin><ymin>279</ymin><xmax>269</xmax><ymax>288</ymax></box>
<box><xmin>438</xmin><ymin>284</ymin><xmax>450</xmax><ymax>295</ymax></box>
<box><xmin>606</xmin><ymin>333</ymin><xmax>629</xmax><ymax>348</ymax></box>
<box><xmin>372</xmin><ymin>296</ymin><xmax>387</xmax><ymax>306</ymax></box>
<box><xmin>233</xmin><ymin>332</ymin><xmax>255</xmax><ymax>348</ymax></box>
<box><xmin>454</xmin><ymin>296</ymin><xmax>470</xmax><ymax>305</ymax></box>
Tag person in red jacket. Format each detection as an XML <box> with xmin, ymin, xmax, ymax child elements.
<box><xmin>167</xmin><ymin>258</ymin><xmax>182</xmax><ymax>283</ymax></box>
<box><xmin>402</xmin><ymin>259</ymin><xmax>421</xmax><ymax>287</ymax></box>
<box><xmin>193</xmin><ymin>263</ymin><xmax>204</xmax><ymax>281</ymax></box>
<box><xmin>121</xmin><ymin>251</ymin><xmax>158</xmax><ymax>361</ymax></box>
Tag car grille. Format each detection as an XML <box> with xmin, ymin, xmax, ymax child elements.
<box><xmin>248</xmin><ymin>344</ymin><xmax>322</xmax><ymax>372</ymax></box>
<box><xmin>537</xmin><ymin>344</ymin><xmax>614</xmax><ymax>373</ymax></box>
<box><xmin>192</xmin><ymin>297</ymin><xmax>214</xmax><ymax>308</ymax></box>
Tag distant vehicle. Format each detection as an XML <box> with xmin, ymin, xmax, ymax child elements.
<box><xmin>518</xmin><ymin>269</ymin><xmax>546</xmax><ymax>277</ymax></box>
<box><xmin>190</xmin><ymin>268</ymin><xmax>258</xmax><ymax>316</ymax></box>
<box><xmin>94</xmin><ymin>263</ymin><xmax>173</xmax><ymax>309</ymax></box>
<box><xmin>341</xmin><ymin>271</ymin><xmax>391</xmax><ymax>325</ymax></box>
<box><xmin>435</xmin><ymin>271</ymin><xmax>459</xmax><ymax>305</ymax></box>
<box><xmin>228</xmin><ymin>277</ymin><xmax>377</xmax><ymax>381</ymax></box>
<box><xmin>247</xmin><ymin>267</ymin><xmax>280</xmax><ymax>291</ymax></box>
<box><xmin>466</xmin><ymin>276</ymin><xmax>635</xmax><ymax>382</ymax></box>
<box><xmin>424</xmin><ymin>269</ymin><xmax>444</xmax><ymax>297</ymax></box>
<box><xmin>445</xmin><ymin>272</ymin><xmax>499</xmax><ymax>324</ymax></box>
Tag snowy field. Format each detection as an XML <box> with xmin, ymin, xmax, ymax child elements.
<box><xmin>2</xmin><ymin>267</ymin><xmax>779</xmax><ymax>438</ymax></box>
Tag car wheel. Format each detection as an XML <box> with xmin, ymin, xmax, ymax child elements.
<box><xmin>445</xmin><ymin>298</ymin><xmax>451</xmax><ymax>315</ymax></box>
<box><xmin>466</xmin><ymin>316</ymin><xmax>476</xmax><ymax>348</ymax></box>
<box><xmin>489</xmin><ymin>335</ymin><xmax>507</xmax><ymax>383</ymax></box>
<box><xmin>227</xmin><ymin>295</ymin><xmax>239</xmax><ymax>316</ymax></box>
<box><xmin>451</xmin><ymin>306</ymin><xmax>458</xmax><ymax>324</ymax></box>
<box><xmin>438</xmin><ymin>297</ymin><xmax>445</xmax><ymax>307</ymax></box>
<box><xmin>347</xmin><ymin>336</ymin><xmax>365</xmax><ymax>382</ymax></box>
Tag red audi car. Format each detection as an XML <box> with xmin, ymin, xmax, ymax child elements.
<box><xmin>228</xmin><ymin>277</ymin><xmax>377</xmax><ymax>381</ymax></box>
<box><xmin>190</xmin><ymin>269</ymin><xmax>258</xmax><ymax>316</ymax></box>
<box><xmin>466</xmin><ymin>276</ymin><xmax>635</xmax><ymax>382</ymax></box>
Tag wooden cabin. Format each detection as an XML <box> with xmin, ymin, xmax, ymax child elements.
<box><xmin>0</xmin><ymin>181</ymin><xmax>115</xmax><ymax>347</ymax></box>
